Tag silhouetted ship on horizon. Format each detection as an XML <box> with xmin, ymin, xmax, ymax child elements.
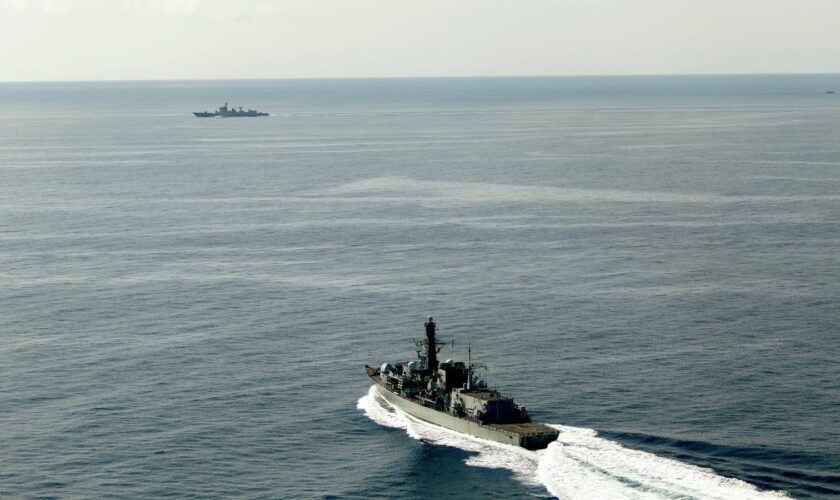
<box><xmin>194</xmin><ymin>102</ymin><xmax>268</xmax><ymax>118</ymax></box>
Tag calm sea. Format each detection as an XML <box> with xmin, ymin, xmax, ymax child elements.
<box><xmin>1</xmin><ymin>75</ymin><xmax>839</xmax><ymax>499</ymax></box>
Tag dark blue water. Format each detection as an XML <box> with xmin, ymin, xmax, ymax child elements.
<box><xmin>1</xmin><ymin>75</ymin><xmax>839</xmax><ymax>498</ymax></box>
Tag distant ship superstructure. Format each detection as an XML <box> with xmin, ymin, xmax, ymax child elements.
<box><xmin>365</xmin><ymin>318</ymin><xmax>559</xmax><ymax>450</ymax></box>
<box><xmin>193</xmin><ymin>102</ymin><xmax>268</xmax><ymax>117</ymax></box>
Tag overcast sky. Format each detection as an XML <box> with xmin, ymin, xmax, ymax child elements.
<box><xmin>2</xmin><ymin>0</ymin><xmax>839</xmax><ymax>81</ymax></box>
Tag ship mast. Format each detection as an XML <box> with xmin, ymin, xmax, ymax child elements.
<box><xmin>466</xmin><ymin>343</ymin><xmax>485</xmax><ymax>390</ymax></box>
<box><xmin>467</xmin><ymin>343</ymin><xmax>472</xmax><ymax>390</ymax></box>
<box><xmin>416</xmin><ymin>317</ymin><xmax>452</xmax><ymax>371</ymax></box>
<box><xmin>425</xmin><ymin>316</ymin><xmax>438</xmax><ymax>371</ymax></box>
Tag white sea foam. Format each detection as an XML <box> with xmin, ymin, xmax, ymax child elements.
<box><xmin>357</xmin><ymin>386</ymin><xmax>789</xmax><ymax>499</ymax></box>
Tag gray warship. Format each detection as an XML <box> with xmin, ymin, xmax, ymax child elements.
<box><xmin>365</xmin><ymin>318</ymin><xmax>559</xmax><ymax>450</ymax></box>
<box><xmin>193</xmin><ymin>102</ymin><xmax>268</xmax><ymax>117</ymax></box>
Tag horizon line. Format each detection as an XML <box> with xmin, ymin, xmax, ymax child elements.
<box><xmin>2</xmin><ymin>71</ymin><xmax>839</xmax><ymax>85</ymax></box>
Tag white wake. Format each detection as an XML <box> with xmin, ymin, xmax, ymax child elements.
<box><xmin>357</xmin><ymin>386</ymin><xmax>789</xmax><ymax>499</ymax></box>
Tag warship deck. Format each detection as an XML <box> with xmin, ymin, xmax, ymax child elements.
<box><xmin>365</xmin><ymin>366</ymin><xmax>558</xmax><ymax>449</ymax></box>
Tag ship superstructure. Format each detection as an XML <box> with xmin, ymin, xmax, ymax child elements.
<box><xmin>193</xmin><ymin>102</ymin><xmax>268</xmax><ymax>117</ymax></box>
<box><xmin>365</xmin><ymin>318</ymin><xmax>559</xmax><ymax>450</ymax></box>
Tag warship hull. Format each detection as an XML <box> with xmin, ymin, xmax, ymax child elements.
<box><xmin>193</xmin><ymin>103</ymin><xmax>268</xmax><ymax>117</ymax></box>
<box><xmin>367</xmin><ymin>368</ymin><xmax>558</xmax><ymax>450</ymax></box>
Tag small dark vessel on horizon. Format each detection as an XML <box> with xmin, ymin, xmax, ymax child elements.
<box><xmin>193</xmin><ymin>102</ymin><xmax>268</xmax><ymax>118</ymax></box>
<box><xmin>365</xmin><ymin>317</ymin><xmax>559</xmax><ymax>450</ymax></box>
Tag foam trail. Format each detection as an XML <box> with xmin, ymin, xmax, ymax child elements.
<box><xmin>539</xmin><ymin>425</ymin><xmax>789</xmax><ymax>499</ymax></box>
<box><xmin>358</xmin><ymin>386</ymin><xmax>789</xmax><ymax>499</ymax></box>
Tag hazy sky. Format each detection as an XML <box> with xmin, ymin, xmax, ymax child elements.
<box><xmin>2</xmin><ymin>0</ymin><xmax>839</xmax><ymax>81</ymax></box>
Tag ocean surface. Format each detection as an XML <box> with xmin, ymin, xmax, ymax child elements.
<box><xmin>1</xmin><ymin>75</ymin><xmax>839</xmax><ymax>499</ymax></box>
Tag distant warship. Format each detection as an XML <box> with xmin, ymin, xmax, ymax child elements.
<box><xmin>365</xmin><ymin>318</ymin><xmax>559</xmax><ymax>450</ymax></box>
<box><xmin>193</xmin><ymin>102</ymin><xmax>268</xmax><ymax>117</ymax></box>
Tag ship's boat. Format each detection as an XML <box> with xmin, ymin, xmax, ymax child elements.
<box><xmin>193</xmin><ymin>102</ymin><xmax>268</xmax><ymax>117</ymax></box>
<box><xmin>365</xmin><ymin>318</ymin><xmax>559</xmax><ymax>450</ymax></box>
